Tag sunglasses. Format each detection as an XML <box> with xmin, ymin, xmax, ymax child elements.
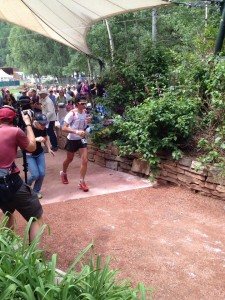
<box><xmin>78</xmin><ymin>102</ymin><xmax>86</xmax><ymax>105</ymax></box>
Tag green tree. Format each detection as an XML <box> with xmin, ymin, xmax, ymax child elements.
<box><xmin>0</xmin><ymin>22</ymin><xmax>12</xmax><ymax>66</ymax></box>
<box><xmin>63</xmin><ymin>50</ymin><xmax>90</xmax><ymax>77</ymax></box>
<box><xmin>7</xmin><ymin>26</ymin><xmax>70</xmax><ymax>79</ymax></box>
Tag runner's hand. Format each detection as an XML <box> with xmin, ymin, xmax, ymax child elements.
<box><xmin>76</xmin><ymin>130</ymin><xmax>85</xmax><ymax>137</ymax></box>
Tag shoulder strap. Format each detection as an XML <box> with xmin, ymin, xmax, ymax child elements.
<box><xmin>9</xmin><ymin>161</ymin><xmax>16</xmax><ymax>174</ymax></box>
<box><xmin>71</xmin><ymin>109</ymin><xmax>77</xmax><ymax>117</ymax></box>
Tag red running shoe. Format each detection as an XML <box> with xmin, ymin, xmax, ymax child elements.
<box><xmin>79</xmin><ymin>181</ymin><xmax>89</xmax><ymax>192</ymax></box>
<box><xmin>60</xmin><ymin>171</ymin><xmax>69</xmax><ymax>184</ymax></box>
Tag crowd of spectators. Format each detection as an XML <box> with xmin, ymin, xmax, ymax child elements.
<box><xmin>0</xmin><ymin>79</ymin><xmax>107</xmax><ymax>148</ymax></box>
<box><xmin>0</xmin><ymin>78</ymin><xmax>106</xmax><ymax>113</ymax></box>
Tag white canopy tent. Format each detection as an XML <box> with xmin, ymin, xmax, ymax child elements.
<box><xmin>0</xmin><ymin>69</ymin><xmax>13</xmax><ymax>80</ymax></box>
<box><xmin>0</xmin><ymin>0</ymin><xmax>171</xmax><ymax>55</ymax></box>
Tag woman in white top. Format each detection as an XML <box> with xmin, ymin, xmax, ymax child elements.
<box><xmin>56</xmin><ymin>89</ymin><xmax>67</xmax><ymax>122</ymax></box>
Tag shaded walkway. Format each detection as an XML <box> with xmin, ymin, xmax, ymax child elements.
<box><xmin>16</xmin><ymin>149</ymin><xmax>153</xmax><ymax>204</ymax></box>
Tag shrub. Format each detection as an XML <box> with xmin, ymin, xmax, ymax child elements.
<box><xmin>95</xmin><ymin>90</ymin><xmax>200</xmax><ymax>168</ymax></box>
<box><xmin>92</xmin><ymin>91</ymin><xmax>199</xmax><ymax>168</ymax></box>
<box><xmin>195</xmin><ymin>57</ymin><xmax>225</xmax><ymax>173</ymax></box>
<box><xmin>99</xmin><ymin>43</ymin><xmax>172</xmax><ymax>115</ymax></box>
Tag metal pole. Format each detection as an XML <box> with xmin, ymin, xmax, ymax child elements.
<box><xmin>105</xmin><ymin>19</ymin><xmax>114</xmax><ymax>63</ymax></box>
<box><xmin>214</xmin><ymin>1</ymin><xmax>225</xmax><ymax>55</ymax></box>
<box><xmin>205</xmin><ymin>2</ymin><xmax>208</xmax><ymax>27</ymax></box>
<box><xmin>204</xmin><ymin>2</ymin><xmax>208</xmax><ymax>42</ymax></box>
<box><xmin>87</xmin><ymin>56</ymin><xmax>92</xmax><ymax>79</ymax></box>
<box><xmin>152</xmin><ymin>9</ymin><xmax>158</xmax><ymax>43</ymax></box>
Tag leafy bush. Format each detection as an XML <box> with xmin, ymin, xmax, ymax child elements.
<box><xmin>0</xmin><ymin>218</ymin><xmax>153</xmax><ymax>299</ymax></box>
<box><xmin>92</xmin><ymin>90</ymin><xmax>200</xmax><ymax>168</ymax></box>
<box><xmin>193</xmin><ymin>57</ymin><xmax>225</xmax><ymax>172</ymax></box>
<box><xmin>99</xmin><ymin>43</ymin><xmax>172</xmax><ymax>115</ymax></box>
<box><xmin>92</xmin><ymin>53</ymin><xmax>225</xmax><ymax>174</ymax></box>
<box><xmin>89</xmin><ymin>14</ymin><xmax>225</xmax><ymax>173</ymax></box>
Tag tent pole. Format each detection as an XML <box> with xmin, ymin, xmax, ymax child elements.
<box><xmin>214</xmin><ymin>0</ymin><xmax>225</xmax><ymax>55</ymax></box>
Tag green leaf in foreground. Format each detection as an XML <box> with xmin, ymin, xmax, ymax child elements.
<box><xmin>0</xmin><ymin>217</ymin><xmax>154</xmax><ymax>299</ymax></box>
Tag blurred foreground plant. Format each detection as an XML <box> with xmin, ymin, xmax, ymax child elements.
<box><xmin>0</xmin><ymin>217</ymin><xmax>154</xmax><ymax>299</ymax></box>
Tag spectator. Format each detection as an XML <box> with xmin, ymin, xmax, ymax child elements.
<box><xmin>76</xmin><ymin>80</ymin><xmax>82</xmax><ymax>94</ymax></box>
<box><xmin>3</xmin><ymin>93</ymin><xmax>14</xmax><ymax>107</ymax></box>
<box><xmin>96</xmin><ymin>79</ymin><xmax>105</xmax><ymax>97</ymax></box>
<box><xmin>16</xmin><ymin>90</ymin><xmax>22</xmax><ymax>101</ymax></box>
<box><xmin>53</xmin><ymin>88</ymin><xmax>58</xmax><ymax>99</ymax></box>
<box><xmin>89</xmin><ymin>80</ymin><xmax>96</xmax><ymax>97</ymax></box>
<box><xmin>38</xmin><ymin>89</ymin><xmax>58</xmax><ymax>152</ymax></box>
<box><xmin>5</xmin><ymin>90</ymin><xmax>16</xmax><ymax>108</ymax></box>
<box><xmin>27</xmin><ymin>113</ymin><xmax>55</xmax><ymax>199</ymax></box>
<box><xmin>66</xmin><ymin>99</ymin><xmax>74</xmax><ymax>112</ymax></box>
<box><xmin>0</xmin><ymin>95</ymin><xmax>3</xmax><ymax>108</ymax></box>
<box><xmin>30</xmin><ymin>89</ymin><xmax>42</xmax><ymax>113</ymax></box>
<box><xmin>56</xmin><ymin>89</ymin><xmax>67</xmax><ymax>122</ymax></box>
<box><xmin>48</xmin><ymin>88</ymin><xmax>57</xmax><ymax>112</ymax></box>
<box><xmin>80</xmin><ymin>80</ymin><xmax>90</xmax><ymax>97</ymax></box>
<box><xmin>19</xmin><ymin>89</ymin><xmax>32</xmax><ymax>110</ymax></box>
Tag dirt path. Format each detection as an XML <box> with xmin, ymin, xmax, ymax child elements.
<box><xmin>12</xmin><ymin>184</ymin><xmax>225</xmax><ymax>300</ymax></box>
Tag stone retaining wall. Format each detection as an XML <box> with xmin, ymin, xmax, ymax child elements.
<box><xmin>157</xmin><ymin>156</ymin><xmax>225</xmax><ymax>199</ymax></box>
<box><xmin>56</xmin><ymin>127</ymin><xmax>225</xmax><ymax>200</ymax></box>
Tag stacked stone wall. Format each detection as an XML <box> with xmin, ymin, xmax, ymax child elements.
<box><xmin>56</xmin><ymin>127</ymin><xmax>225</xmax><ymax>200</ymax></box>
<box><xmin>88</xmin><ymin>141</ymin><xmax>225</xmax><ymax>200</ymax></box>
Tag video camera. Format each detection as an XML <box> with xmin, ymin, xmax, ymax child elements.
<box><xmin>22</xmin><ymin>109</ymin><xmax>34</xmax><ymax>118</ymax></box>
<box><xmin>16</xmin><ymin>107</ymin><xmax>34</xmax><ymax>131</ymax></box>
<box><xmin>14</xmin><ymin>95</ymin><xmax>33</xmax><ymax>130</ymax></box>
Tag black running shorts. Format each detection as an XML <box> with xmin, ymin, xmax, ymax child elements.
<box><xmin>65</xmin><ymin>138</ymin><xmax>87</xmax><ymax>153</ymax></box>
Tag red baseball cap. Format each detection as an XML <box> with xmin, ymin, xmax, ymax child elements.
<box><xmin>0</xmin><ymin>107</ymin><xmax>16</xmax><ymax>122</ymax></box>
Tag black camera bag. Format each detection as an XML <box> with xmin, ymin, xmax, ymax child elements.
<box><xmin>0</xmin><ymin>173</ymin><xmax>23</xmax><ymax>201</ymax></box>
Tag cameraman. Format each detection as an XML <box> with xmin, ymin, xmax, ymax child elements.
<box><xmin>18</xmin><ymin>89</ymin><xmax>32</xmax><ymax>110</ymax></box>
<box><xmin>0</xmin><ymin>106</ymin><xmax>43</xmax><ymax>244</ymax></box>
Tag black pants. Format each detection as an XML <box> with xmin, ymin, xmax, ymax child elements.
<box><xmin>47</xmin><ymin>121</ymin><xmax>57</xmax><ymax>148</ymax></box>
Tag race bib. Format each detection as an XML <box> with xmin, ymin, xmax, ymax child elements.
<box><xmin>81</xmin><ymin>138</ymin><xmax>87</xmax><ymax>144</ymax></box>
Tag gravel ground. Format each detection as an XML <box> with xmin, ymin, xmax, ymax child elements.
<box><xmin>11</xmin><ymin>184</ymin><xmax>225</xmax><ymax>300</ymax></box>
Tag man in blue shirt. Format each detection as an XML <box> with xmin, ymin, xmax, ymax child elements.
<box><xmin>48</xmin><ymin>88</ymin><xmax>56</xmax><ymax>111</ymax></box>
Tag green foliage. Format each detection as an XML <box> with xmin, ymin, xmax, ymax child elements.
<box><xmin>0</xmin><ymin>217</ymin><xmax>153</xmax><ymax>299</ymax></box>
<box><xmin>87</xmin><ymin>23</ymin><xmax>111</xmax><ymax>63</ymax></box>
<box><xmin>91</xmin><ymin>124</ymin><xmax>117</xmax><ymax>150</ymax></box>
<box><xmin>7</xmin><ymin>26</ymin><xmax>70</xmax><ymax>78</ymax></box>
<box><xmin>59</xmin><ymin>4</ymin><xmax>225</xmax><ymax>175</ymax></box>
<box><xmin>0</xmin><ymin>22</ymin><xmax>11</xmax><ymax>66</ymax></box>
<box><xmin>63</xmin><ymin>50</ymin><xmax>89</xmax><ymax>77</ymax></box>
<box><xmin>103</xmin><ymin>91</ymin><xmax>200</xmax><ymax>168</ymax></box>
<box><xmin>98</xmin><ymin>43</ymin><xmax>172</xmax><ymax>114</ymax></box>
<box><xmin>194</xmin><ymin>57</ymin><xmax>225</xmax><ymax>172</ymax></box>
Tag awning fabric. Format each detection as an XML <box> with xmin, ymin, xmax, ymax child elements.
<box><xmin>0</xmin><ymin>69</ymin><xmax>13</xmax><ymax>79</ymax></box>
<box><xmin>0</xmin><ymin>0</ymin><xmax>171</xmax><ymax>55</ymax></box>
